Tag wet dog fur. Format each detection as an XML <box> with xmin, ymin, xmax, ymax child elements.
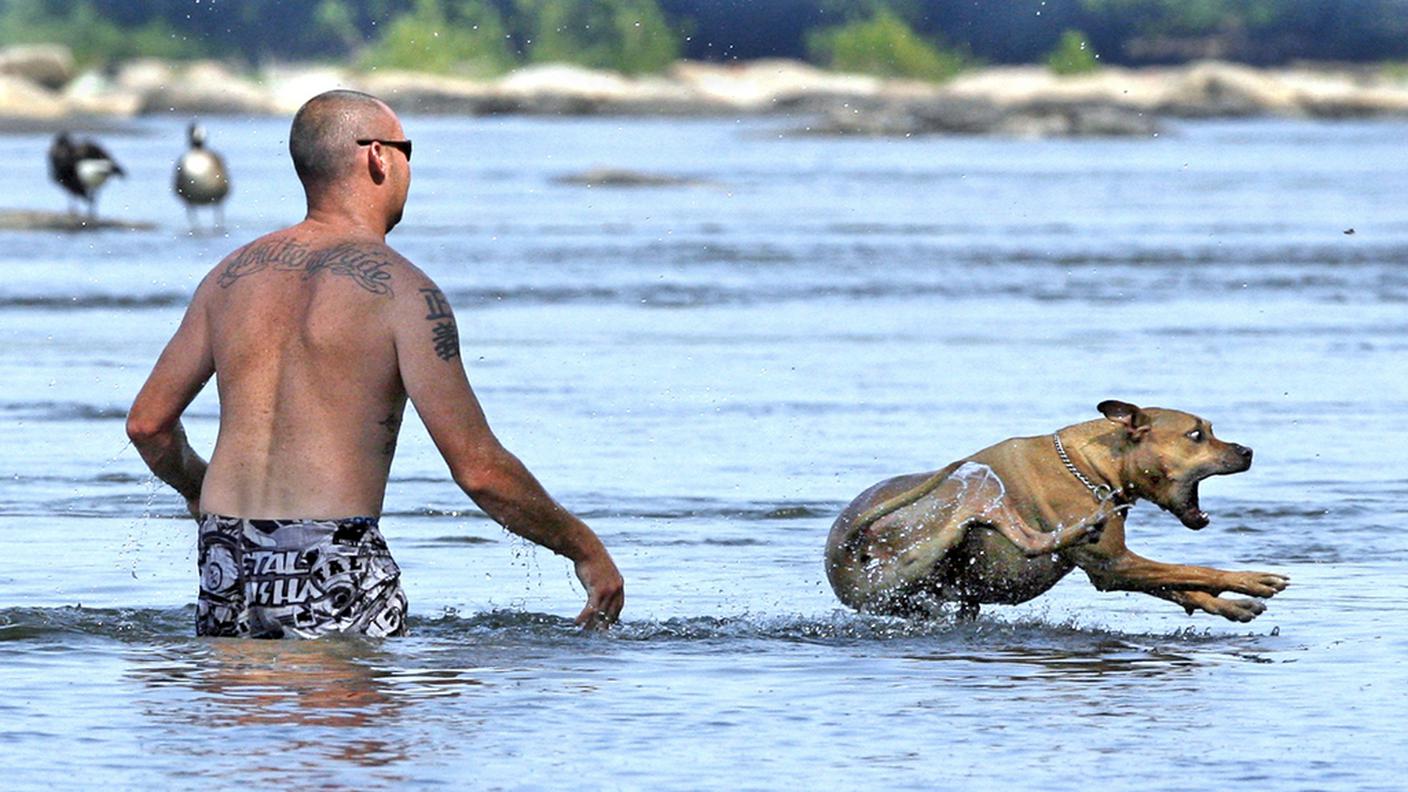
<box><xmin>825</xmin><ymin>401</ymin><xmax>1289</xmax><ymax>622</ymax></box>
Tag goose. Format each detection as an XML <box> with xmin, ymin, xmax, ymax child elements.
<box><xmin>48</xmin><ymin>132</ymin><xmax>125</xmax><ymax>221</ymax></box>
<box><xmin>173</xmin><ymin>121</ymin><xmax>230</xmax><ymax>230</ymax></box>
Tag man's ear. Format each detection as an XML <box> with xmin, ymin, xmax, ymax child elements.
<box><xmin>1098</xmin><ymin>399</ymin><xmax>1151</xmax><ymax>441</ymax></box>
<box><xmin>367</xmin><ymin>143</ymin><xmax>387</xmax><ymax>185</ymax></box>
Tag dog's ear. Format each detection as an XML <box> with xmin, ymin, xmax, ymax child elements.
<box><xmin>1098</xmin><ymin>400</ymin><xmax>1151</xmax><ymax>441</ymax></box>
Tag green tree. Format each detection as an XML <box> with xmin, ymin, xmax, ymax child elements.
<box><xmin>313</xmin><ymin>0</ymin><xmax>362</xmax><ymax>52</ymax></box>
<box><xmin>362</xmin><ymin>0</ymin><xmax>516</xmax><ymax>76</ymax></box>
<box><xmin>0</xmin><ymin>0</ymin><xmax>197</xmax><ymax>63</ymax></box>
<box><xmin>516</xmin><ymin>0</ymin><xmax>680</xmax><ymax>74</ymax></box>
<box><xmin>1046</xmin><ymin>29</ymin><xmax>1100</xmax><ymax>74</ymax></box>
<box><xmin>806</xmin><ymin>7</ymin><xmax>965</xmax><ymax>82</ymax></box>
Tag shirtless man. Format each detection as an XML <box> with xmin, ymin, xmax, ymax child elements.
<box><xmin>125</xmin><ymin>90</ymin><xmax>624</xmax><ymax>638</ymax></box>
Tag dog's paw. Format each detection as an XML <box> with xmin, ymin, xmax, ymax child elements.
<box><xmin>1047</xmin><ymin>519</ymin><xmax>1105</xmax><ymax>551</ymax></box>
<box><xmin>1210</xmin><ymin>596</ymin><xmax>1267</xmax><ymax>622</ymax></box>
<box><xmin>1232</xmin><ymin>572</ymin><xmax>1290</xmax><ymax>598</ymax></box>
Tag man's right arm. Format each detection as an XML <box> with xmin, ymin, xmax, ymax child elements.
<box><xmin>392</xmin><ymin>272</ymin><xmax>624</xmax><ymax>628</ymax></box>
<box><xmin>127</xmin><ymin>279</ymin><xmax>215</xmax><ymax>519</ymax></box>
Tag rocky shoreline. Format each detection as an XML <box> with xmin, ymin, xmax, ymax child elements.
<box><xmin>3</xmin><ymin>44</ymin><xmax>1408</xmax><ymax>137</ymax></box>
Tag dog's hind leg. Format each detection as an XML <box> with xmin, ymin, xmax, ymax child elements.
<box><xmin>956</xmin><ymin>601</ymin><xmax>980</xmax><ymax>621</ymax></box>
<box><xmin>855</xmin><ymin>511</ymin><xmax>972</xmax><ymax>599</ymax></box>
<box><xmin>848</xmin><ymin>464</ymin><xmax>1012</xmax><ymax>603</ymax></box>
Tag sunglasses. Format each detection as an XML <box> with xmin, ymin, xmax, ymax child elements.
<box><xmin>356</xmin><ymin>138</ymin><xmax>412</xmax><ymax>162</ymax></box>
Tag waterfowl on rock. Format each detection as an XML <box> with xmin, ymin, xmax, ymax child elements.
<box><xmin>48</xmin><ymin>132</ymin><xmax>125</xmax><ymax>220</ymax></box>
<box><xmin>173</xmin><ymin>121</ymin><xmax>230</xmax><ymax>230</ymax></box>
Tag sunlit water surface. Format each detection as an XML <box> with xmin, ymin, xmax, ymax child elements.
<box><xmin>2</xmin><ymin>116</ymin><xmax>1406</xmax><ymax>789</ymax></box>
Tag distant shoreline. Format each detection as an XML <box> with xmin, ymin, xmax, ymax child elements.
<box><xmin>4</xmin><ymin>44</ymin><xmax>1408</xmax><ymax>138</ymax></box>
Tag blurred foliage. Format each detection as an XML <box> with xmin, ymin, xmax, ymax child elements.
<box><xmin>360</xmin><ymin>0</ymin><xmax>515</xmax><ymax>75</ymax></box>
<box><xmin>1046</xmin><ymin>29</ymin><xmax>1100</xmax><ymax>74</ymax></box>
<box><xmin>1076</xmin><ymin>0</ymin><xmax>1408</xmax><ymax>62</ymax></box>
<box><xmin>0</xmin><ymin>0</ymin><xmax>198</xmax><ymax>63</ymax></box>
<box><xmin>1080</xmin><ymin>0</ymin><xmax>1281</xmax><ymax>36</ymax></box>
<box><xmin>806</xmin><ymin>8</ymin><xmax>966</xmax><ymax>81</ymax></box>
<box><xmin>1</xmin><ymin>0</ymin><xmax>1407</xmax><ymax>71</ymax></box>
<box><xmin>1383</xmin><ymin>62</ymin><xmax>1408</xmax><ymax>82</ymax></box>
<box><xmin>518</xmin><ymin>0</ymin><xmax>680</xmax><ymax>73</ymax></box>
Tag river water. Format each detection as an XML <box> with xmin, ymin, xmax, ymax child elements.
<box><xmin>2</xmin><ymin>115</ymin><xmax>1406</xmax><ymax>789</ymax></box>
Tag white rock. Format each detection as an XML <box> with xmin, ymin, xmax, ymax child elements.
<box><xmin>63</xmin><ymin>70</ymin><xmax>141</xmax><ymax>117</ymax></box>
<box><xmin>496</xmin><ymin>63</ymin><xmax>639</xmax><ymax>99</ymax></box>
<box><xmin>362</xmin><ymin>69</ymin><xmax>493</xmax><ymax>114</ymax></box>
<box><xmin>0</xmin><ymin>74</ymin><xmax>66</xmax><ymax>119</ymax></box>
<box><xmin>115</xmin><ymin>58</ymin><xmax>177</xmax><ymax>93</ymax></box>
<box><xmin>262</xmin><ymin>64</ymin><xmax>362</xmax><ymax>115</ymax></box>
<box><xmin>0</xmin><ymin>44</ymin><xmax>74</xmax><ymax>89</ymax></box>
<box><xmin>671</xmin><ymin>59</ymin><xmax>883</xmax><ymax>108</ymax></box>
<box><xmin>140</xmin><ymin>60</ymin><xmax>274</xmax><ymax>115</ymax></box>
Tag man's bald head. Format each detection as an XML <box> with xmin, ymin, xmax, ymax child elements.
<box><xmin>289</xmin><ymin>90</ymin><xmax>395</xmax><ymax>190</ymax></box>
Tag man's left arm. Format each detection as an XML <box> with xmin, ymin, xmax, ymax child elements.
<box><xmin>126</xmin><ymin>283</ymin><xmax>216</xmax><ymax>519</ymax></box>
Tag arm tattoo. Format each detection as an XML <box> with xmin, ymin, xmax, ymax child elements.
<box><xmin>218</xmin><ymin>239</ymin><xmax>396</xmax><ymax>295</ymax></box>
<box><xmin>421</xmin><ymin>288</ymin><xmax>452</xmax><ymax>320</ymax></box>
<box><xmin>419</xmin><ymin>288</ymin><xmax>461</xmax><ymax>361</ymax></box>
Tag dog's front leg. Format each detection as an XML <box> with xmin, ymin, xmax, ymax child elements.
<box><xmin>1161</xmin><ymin>590</ymin><xmax>1269</xmax><ymax>622</ymax></box>
<box><xmin>981</xmin><ymin>508</ymin><xmax>1106</xmax><ymax>557</ymax></box>
<box><xmin>1076</xmin><ymin>548</ymin><xmax>1289</xmax><ymax>599</ymax></box>
<box><xmin>985</xmin><ymin>500</ymin><xmax>1117</xmax><ymax>557</ymax></box>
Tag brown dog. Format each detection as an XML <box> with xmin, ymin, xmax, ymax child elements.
<box><xmin>825</xmin><ymin>401</ymin><xmax>1289</xmax><ymax>622</ymax></box>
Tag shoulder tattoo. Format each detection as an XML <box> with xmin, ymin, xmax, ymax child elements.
<box><xmin>419</xmin><ymin>288</ymin><xmax>460</xmax><ymax>362</ymax></box>
<box><xmin>217</xmin><ymin>238</ymin><xmax>396</xmax><ymax>295</ymax></box>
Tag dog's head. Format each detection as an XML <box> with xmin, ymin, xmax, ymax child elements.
<box><xmin>1097</xmin><ymin>400</ymin><xmax>1252</xmax><ymax>530</ymax></box>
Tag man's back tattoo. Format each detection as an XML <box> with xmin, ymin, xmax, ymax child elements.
<box><xmin>218</xmin><ymin>238</ymin><xmax>396</xmax><ymax>295</ymax></box>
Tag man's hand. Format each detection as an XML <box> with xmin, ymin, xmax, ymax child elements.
<box><xmin>573</xmin><ymin>551</ymin><xmax>624</xmax><ymax>630</ymax></box>
<box><xmin>392</xmin><ymin>272</ymin><xmax>626</xmax><ymax>630</ymax></box>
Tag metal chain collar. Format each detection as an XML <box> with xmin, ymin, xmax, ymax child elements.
<box><xmin>1052</xmin><ymin>432</ymin><xmax>1115</xmax><ymax>503</ymax></box>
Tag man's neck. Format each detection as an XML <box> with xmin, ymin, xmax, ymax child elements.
<box><xmin>302</xmin><ymin>201</ymin><xmax>386</xmax><ymax>242</ymax></box>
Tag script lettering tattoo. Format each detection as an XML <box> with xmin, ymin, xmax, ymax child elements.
<box><xmin>419</xmin><ymin>288</ymin><xmax>460</xmax><ymax>361</ymax></box>
<box><xmin>217</xmin><ymin>239</ymin><xmax>395</xmax><ymax>295</ymax></box>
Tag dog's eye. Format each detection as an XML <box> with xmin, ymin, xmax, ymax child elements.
<box><xmin>1187</xmin><ymin>429</ymin><xmax>1204</xmax><ymax>442</ymax></box>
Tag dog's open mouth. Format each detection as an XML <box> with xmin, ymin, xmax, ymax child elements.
<box><xmin>1172</xmin><ymin>481</ymin><xmax>1209</xmax><ymax>529</ymax></box>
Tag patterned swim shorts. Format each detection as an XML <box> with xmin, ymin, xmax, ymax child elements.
<box><xmin>197</xmin><ymin>514</ymin><xmax>408</xmax><ymax>639</ymax></box>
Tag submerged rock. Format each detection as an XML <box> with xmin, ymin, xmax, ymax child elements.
<box><xmin>0</xmin><ymin>209</ymin><xmax>156</xmax><ymax>232</ymax></box>
<box><xmin>1003</xmin><ymin>102</ymin><xmax>1162</xmax><ymax>137</ymax></box>
<box><xmin>554</xmin><ymin>168</ymin><xmax>708</xmax><ymax>188</ymax></box>
<box><xmin>796</xmin><ymin>95</ymin><xmax>1160</xmax><ymax>138</ymax></box>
